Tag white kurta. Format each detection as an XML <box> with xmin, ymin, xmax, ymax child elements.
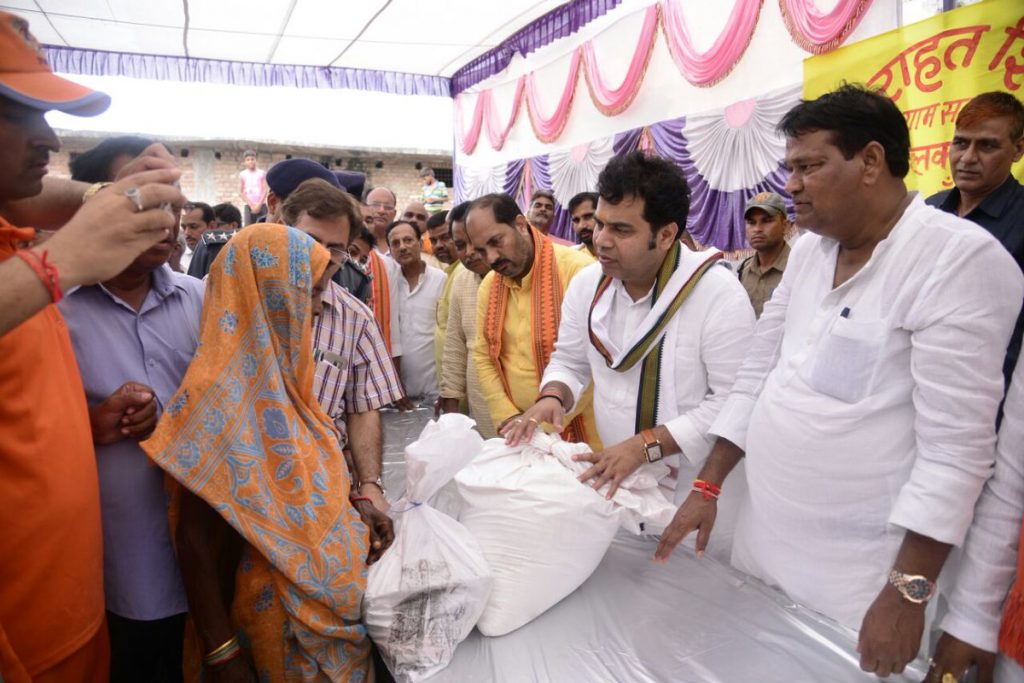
<box><xmin>711</xmin><ymin>194</ymin><xmax>1023</xmax><ymax>630</ymax></box>
<box><xmin>942</xmin><ymin>357</ymin><xmax>1024</xmax><ymax>654</ymax></box>
<box><xmin>542</xmin><ymin>253</ymin><xmax>755</xmax><ymax>553</ymax></box>
<box><xmin>396</xmin><ymin>264</ymin><xmax>446</xmax><ymax>398</ymax></box>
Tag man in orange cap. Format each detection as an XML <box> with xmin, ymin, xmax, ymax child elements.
<box><xmin>0</xmin><ymin>11</ymin><xmax>184</xmax><ymax>683</ymax></box>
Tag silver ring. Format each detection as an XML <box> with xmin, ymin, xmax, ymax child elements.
<box><xmin>124</xmin><ymin>187</ymin><xmax>145</xmax><ymax>212</ymax></box>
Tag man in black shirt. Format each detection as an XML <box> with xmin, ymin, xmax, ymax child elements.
<box><xmin>927</xmin><ymin>91</ymin><xmax>1024</xmax><ymax>386</ymax></box>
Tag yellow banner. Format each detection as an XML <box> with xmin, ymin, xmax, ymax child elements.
<box><xmin>804</xmin><ymin>0</ymin><xmax>1024</xmax><ymax>197</ymax></box>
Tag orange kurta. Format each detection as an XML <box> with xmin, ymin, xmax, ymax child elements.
<box><xmin>0</xmin><ymin>219</ymin><xmax>106</xmax><ymax>682</ymax></box>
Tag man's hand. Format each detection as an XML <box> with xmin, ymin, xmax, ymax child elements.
<box><xmin>352</xmin><ymin>498</ymin><xmax>395</xmax><ymax>565</ymax></box>
<box><xmin>924</xmin><ymin>632</ymin><xmax>995</xmax><ymax>683</ymax></box>
<box><xmin>501</xmin><ymin>397</ymin><xmax>564</xmax><ymax>446</ymax></box>
<box><xmin>48</xmin><ymin>168</ymin><xmax>184</xmax><ymax>288</ymax></box>
<box><xmin>857</xmin><ymin>583</ymin><xmax>927</xmax><ymax>678</ymax></box>
<box><xmin>89</xmin><ymin>382</ymin><xmax>158</xmax><ymax>445</ymax></box>
<box><xmin>394</xmin><ymin>396</ymin><xmax>416</xmax><ymax>412</ymax></box>
<box><xmin>574</xmin><ymin>436</ymin><xmax>645</xmax><ymax>499</ymax></box>
<box><xmin>114</xmin><ymin>143</ymin><xmax>178</xmax><ymax>180</ymax></box>
<box><xmin>654</xmin><ymin>491</ymin><xmax>718</xmax><ymax>561</ymax></box>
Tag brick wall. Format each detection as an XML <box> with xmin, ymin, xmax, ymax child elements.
<box><xmin>50</xmin><ymin>134</ymin><xmax>453</xmax><ymax>212</ymax></box>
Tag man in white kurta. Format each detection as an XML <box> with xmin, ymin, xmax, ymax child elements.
<box><xmin>930</xmin><ymin>358</ymin><xmax>1024</xmax><ymax>682</ymax></box>
<box><xmin>388</xmin><ymin>221</ymin><xmax>446</xmax><ymax>400</ymax></box>
<box><xmin>654</xmin><ymin>85</ymin><xmax>1024</xmax><ymax>679</ymax></box>
<box><xmin>506</xmin><ymin>152</ymin><xmax>755</xmax><ymax>556</ymax></box>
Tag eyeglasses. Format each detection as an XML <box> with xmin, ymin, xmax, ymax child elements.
<box><xmin>368</xmin><ymin>201</ymin><xmax>395</xmax><ymax>210</ymax></box>
<box><xmin>328</xmin><ymin>246</ymin><xmax>350</xmax><ymax>265</ymax></box>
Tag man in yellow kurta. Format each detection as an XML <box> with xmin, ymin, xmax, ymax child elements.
<box><xmin>467</xmin><ymin>193</ymin><xmax>600</xmax><ymax>449</ymax></box>
<box><xmin>427</xmin><ymin>210</ymin><xmax>462</xmax><ymax>382</ymax></box>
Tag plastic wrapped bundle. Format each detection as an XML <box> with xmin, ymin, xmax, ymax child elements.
<box><xmin>364</xmin><ymin>414</ymin><xmax>492</xmax><ymax>682</ymax></box>
<box><xmin>455</xmin><ymin>431</ymin><xmax>676</xmax><ymax>636</ymax></box>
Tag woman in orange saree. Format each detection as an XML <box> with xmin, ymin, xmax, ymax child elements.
<box><xmin>143</xmin><ymin>224</ymin><xmax>373</xmax><ymax>682</ymax></box>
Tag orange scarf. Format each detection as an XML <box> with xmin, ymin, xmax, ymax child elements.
<box><xmin>142</xmin><ymin>225</ymin><xmax>370</xmax><ymax>681</ymax></box>
<box><xmin>999</xmin><ymin>518</ymin><xmax>1024</xmax><ymax>666</ymax></box>
<box><xmin>483</xmin><ymin>226</ymin><xmax>588</xmax><ymax>444</ymax></box>
<box><xmin>368</xmin><ymin>250</ymin><xmax>393</xmax><ymax>354</ymax></box>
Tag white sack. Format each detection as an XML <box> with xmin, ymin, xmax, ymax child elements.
<box><xmin>454</xmin><ymin>431</ymin><xmax>676</xmax><ymax>636</ymax></box>
<box><xmin>364</xmin><ymin>414</ymin><xmax>492</xmax><ymax>682</ymax></box>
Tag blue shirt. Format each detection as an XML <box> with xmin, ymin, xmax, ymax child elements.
<box><xmin>60</xmin><ymin>265</ymin><xmax>204</xmax><ymax>620</ymax></box>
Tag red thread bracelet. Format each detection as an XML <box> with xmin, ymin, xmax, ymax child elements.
<box><xmin>15</xmin><ymin>249</ymin><xmax>62</xmax><ymax>303</ymax></box>
<box><xmin>692</xmin><ymin>479</ymin><xmax>721</xmax><ymax>501</ymax></box>
<box><xmin>350</xmin><ymin>495</ymin><xmax>374</xmax><ymax>505</ymax></box>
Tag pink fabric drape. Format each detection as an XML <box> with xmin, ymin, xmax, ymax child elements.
<box><xmin>779</xmin><ymin>0</ymin><xmax>873</xmax><ymax>54</ymax></box>
<box><xmin>486</xmin><ymin>77</ymin><xmax>526</xmax><ymax>150</ymax></box>
<box><xmin>456</xmin><ymin>90</ymin><xmax>486</xmax><ymax>154</ymax></box>
<box><xmin>582</xmin><ymin>4</ymin><xmax>659</xmax><ymax>115</ymax></box>
<box><xmin>660</xmin><ymin>0</ymin><xmax>764</xmax><ymax>87</ymax></box>
<box><xmin>525</xmin><ymin>49</ymin><xmax>582</xmax><ymax>144</ymax></box>
<box><xmin>453</xmin><ymin>0</ymin><xmax>870</xmax><ymax>152</ymax></box>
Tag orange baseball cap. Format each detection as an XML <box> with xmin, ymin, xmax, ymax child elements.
<box><xmin>0</xmin><ymin>11</ymin><xmax>109</xmax><ymax>116</ymax></box>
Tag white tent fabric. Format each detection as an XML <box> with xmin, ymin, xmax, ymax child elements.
<box><xmin>6</xmin><ymin>0</ymin><xmax>567</xmax><ymax>77</ymax></box>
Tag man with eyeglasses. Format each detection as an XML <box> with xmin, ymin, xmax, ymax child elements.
<box><xmin>280</xmin><ymin>178</ymin><xmax>401</xmax><ymax>551</ymax></box>
<box><xmin>362</xmin><ymin>186</ymin><xmax>405</xmax><ymax>374</ymax></box>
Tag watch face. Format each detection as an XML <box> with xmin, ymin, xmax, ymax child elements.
<box><xmin>905</xmin><ymin>577</ymin><xmax>931</xmax><ymax>600</ymax></box>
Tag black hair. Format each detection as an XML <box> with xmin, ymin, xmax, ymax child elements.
<box><xmin>448</xmin><ymin>201</ymin><xmax>471</xmax><ymax>237</ymax></box>
<box><xmin>212</xmin><ymin>202</ymin><xmax>242</xmax><ymax>226</ymax></box>
<box><xmin>597</xmin><ymin>151</ymin><xmax>690</xmax><ymax>239</ymax></box>
<box><xmin>466</xmin><ymin>193</ymin><xmax>522</xmax><ymax>228</ymax></box>
<box><xmin>426</xmin><ymin>210</ymin><xmax>449</xmax><ymax>231</ymax></box>
<box><xmin>778</xmin><ymin>83</ymin><xmax>910</xmax><ymax>178</ymax></box>
<box><xmin>70</xmin><ymin>135</ymin><xmax>157</xmax><ymax>182</ymax></box>
<box><xmin>183</xmin><ymin>201</ymin><xmax>215</xmax><ymax>223</ymax></box>
<box><xmin>243</xmin><ymin>149</ymin><xmax>257</xmax><ymax>158</ymax></box>
<box><xmin>568</xmin><ymin>191</ymin><xmax>599</xmax><ymax>214</ymax></box>
<box><xmin>356</xmin><ymin>226</ymin><xmax>377</xmax><ymax>248</ymax></box>
<box><xmin>385</xmin><ymin>219</ymin><xmax>421</xmax><ymax>242</ymax></box>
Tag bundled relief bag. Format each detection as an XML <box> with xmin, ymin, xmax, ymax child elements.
<box><xmin>364</xmin><ymin>414</ymin><xmax>492</xmax><ymax>682</ymax></box>
<box><xmin>454</xmin><ymin>431</ymin><xmax>676</xmax><ymax>636</ymax></box>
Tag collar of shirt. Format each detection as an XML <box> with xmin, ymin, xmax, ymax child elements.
<box><xmin>68</xmin><ymin>264</ymin><xmax>184</xmax><ymax>314</ymax></box>
<box><xmin>502</xmin><ymin>246</ymin><xmax>540</xmax><ymax>292</ymax></box>
<box><xmin>937</xmin><ymin>175</ymin><xmax>1022</xmax><ymax>220</ymax></box>
<box><xmin>746</xmin><ymin>242</ymin><xmax>791</xmax><ymax>277</ymax></box>
<box><xmin>609</xmin><ymin>276</ymin><xmax>654</xmax><ymax>307</ymax></box>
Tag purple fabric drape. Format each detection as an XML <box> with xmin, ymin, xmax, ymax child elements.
<box><xmin>504</xmin><ymin>158</ymin><xmax>526</xmax><ymax>199</ymax></box>
<box><xmin>451</xmin><ymin>0</ymin><xmax>623</xmax><ymax>95</ymax></box>
<box><xmin>44</xmin><ymin>45</ymin><xmax>451</xmax><ymax>97</ymax></box>
<box><xmin>613</xmin><ymin>126</ymin><xmax>643</xmax><ymax>155</ymax></box>
<box><xmin>528</xmin><ymin>156</ymin><xmax>576</xmax><ymax>243</ymax></box>
<box><xmin>648</xmin><ymin>116</ymin><xmax>790</xmax><ymax>251</ymax></box>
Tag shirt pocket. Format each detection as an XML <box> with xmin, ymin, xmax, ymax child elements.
<box><xmin>807</xmin><ymin>316</ymin><xmax>887</xmax><ymax>404</ymax></box>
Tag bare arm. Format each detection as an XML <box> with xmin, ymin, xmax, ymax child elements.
<box><xmin>346</xmin><ymin>409</ymin><xmax>383</xmax><ymax>494</ymax></box>
<box><xmin>176</xmin><ymin>490</ymin><xmax>238</xmax><ymax>652</ymax></box>
<box><xmin>0</xmin><ymin>176</ymin><xmax>90</xmax><ymax>229</ymax></box>
<box><xmin>0</xmin><ymin>169</ymin><xmax>183</xmax><ymax>336</ymax></box>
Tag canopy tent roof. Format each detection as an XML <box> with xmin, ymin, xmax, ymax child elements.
<box><xmin>4</xmin><ymin>0</ymin><xmax>624</xmax><ymax>94</ymax></box>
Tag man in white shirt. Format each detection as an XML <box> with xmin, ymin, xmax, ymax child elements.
<box><xmin>654</xmin><ymin>85</ymin><xmax>1024</xmax><ymax>679</ymax></box>
<box><xmin>505</xmin><ymin>152</ymin><xmax>755</xmax><ymax>548</ymax></box>
<box><xmin>387</xmin><ymin>219</ymin><xmax>446</xmax><ymax>401</ymax></box>
<box><xmin>928</xmin><ymin>358</ymin><xmax>1024</xmax><ymax>683</ymax></box>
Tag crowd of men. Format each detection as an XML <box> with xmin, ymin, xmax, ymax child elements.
<box><xmin>2</xmin><ymin>8</ymin><xmax>1024</xmax><ymax>683</ymax></box>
